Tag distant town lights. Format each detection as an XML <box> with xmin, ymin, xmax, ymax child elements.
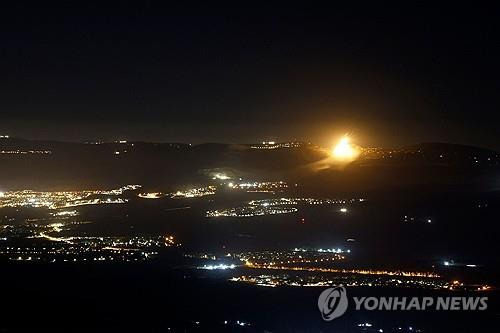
<box><xmin>138</xmin><ymin>192</ymin><xmax>163</xmax><ymax>199</ymax></box>
<box><xmin>200</xmin><ymin>263</ymin><xmax>236</xmax><ymax>270</ymax></box>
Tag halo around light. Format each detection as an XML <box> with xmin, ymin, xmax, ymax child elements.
<box><xmin>332</xmin><ymin>135</ymin><xmax>359</xmax><ymax>161</ymax></box>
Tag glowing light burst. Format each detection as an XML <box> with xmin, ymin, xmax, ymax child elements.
<box><xmin>332</xmin><ymin>135</ymin><xmax>359</xmax><ymax>161</ymax></box>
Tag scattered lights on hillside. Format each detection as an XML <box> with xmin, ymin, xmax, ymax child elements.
<box><xmin>138</xmin><ymin>192</ymin><xmax>163</xmax><ymax>199</ymax></box>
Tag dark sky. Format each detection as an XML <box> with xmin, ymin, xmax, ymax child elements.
<box><xmin>1</xmin><ymin>3</ymin><xmax>499</xmax><ymax>149</ymax></box>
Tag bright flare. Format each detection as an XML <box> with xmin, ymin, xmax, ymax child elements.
<box><xmin>332</xmin><ymin>136</ymin><xmax>359</xmax><ymax>161</ymax></box>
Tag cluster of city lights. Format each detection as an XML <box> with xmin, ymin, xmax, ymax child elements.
<box><xmin>50</xmin><ymin>210</ymin><xmax>79</xmax><ymax>217</ymax></box>
<box><xmin>170</xmin><ymin>186</ymin><xmax>217</xmax><ymax>198</ymax></box>
<box><xmin>229</xmin><ymin>274</ymin><xmax>449</xmax><ymax>289</ymax></box>
<box><xmin>238</xmin><ymin>249</ymin><xmax>347</xmax><ymax>267</ymax></box>
<box><xmin>138</xmin><ymin>192</ymin><xmax>164</xmax><ymax>199</ymax></box>
<box><xmin>0</xmin><ymin>150</ymin><xmax>52</xmax><ymax>154</ymax></box>
<box><xmin>206</xmin><ymin>206</ymin><xmax>298</xmax><ymax>218</ymax></box>
<box><xmin>248</xmin><ymin>197</ymin><xmax>363</xmax><ymax>207</ymax></box>
<box><xmin>0</xmin><ymin>185</ymin><xmax>141</xmax><ymax>209</ymax></box>
<box><xmin>0</xmin><ymin>219</ymin><xmax>178</xmax><ymax>262</ymax></box>
<box><xmin>198</xmin><ymin>263</ymin><xmax>237</xmax><ymax>270</ymax></box>
<box><xmin>228</xmin><ymin>181</ymin><xmax>288</xmax><ymax>193</ymax></box>
<box><xmin>250</xmin><ymin>141</ymin><xmax>303</xmax><ymax>149</ymax></box>
<box><xmin>207</xmin><ymin>197</ymin><xmax>364</xmax><ymax>218</ymax></box>
<box><xmin>243</xmin><ymin>260</ymin><xmax>440</xmax><ymax>278</ymax></box>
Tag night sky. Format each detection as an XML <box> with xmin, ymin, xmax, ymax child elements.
<box><xmin>1</xmin><ymin>3</ymin><xmax>499</xmax><ymax>149</ymax></box>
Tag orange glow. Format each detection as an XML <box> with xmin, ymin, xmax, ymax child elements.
<box><xmin>332</xmin><ymin>135</ymin><xmax>359</xmax><ymax>161</ymax></box>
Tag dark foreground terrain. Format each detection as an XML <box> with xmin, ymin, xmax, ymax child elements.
<box><xmin>1</xmin><ymin>262</ymin><xmax>499</xmax><ymax>332</ymax></box>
